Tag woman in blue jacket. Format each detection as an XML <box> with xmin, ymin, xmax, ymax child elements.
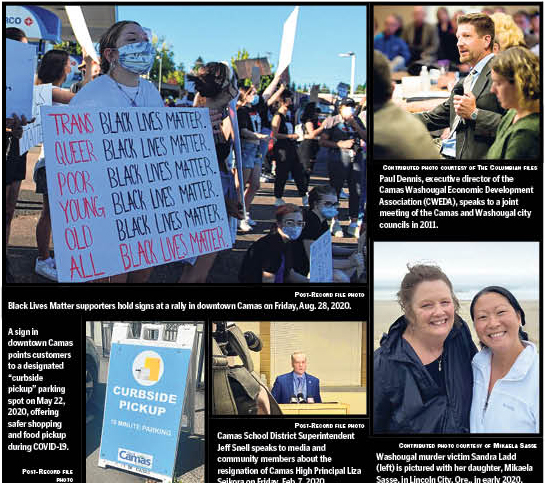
<box><xmin>469</xmin><ymin>286</ymin><xmax>538</xmax><ymax>433</ymax></box>
<box><xmin>374</xmin><ymin>264</ymin><xmax>477</xmax><ymax>433</ymax></box>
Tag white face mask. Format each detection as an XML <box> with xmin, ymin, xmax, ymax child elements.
<box><xmin>117</xmin><ymin>41</ymin><xmax>155</xmax><ymax>75</ymax></box>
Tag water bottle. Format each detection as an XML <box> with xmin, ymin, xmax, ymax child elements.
<box><xmin>420</xmin><ymin>65</ymin><xmax>431</xmax><ymax>92</ymax></box>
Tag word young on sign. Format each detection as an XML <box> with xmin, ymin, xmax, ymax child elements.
<box><xmin>41</xmin><ymin>106</ymin><xmax>231</xmax><ymax>282</ymax></box>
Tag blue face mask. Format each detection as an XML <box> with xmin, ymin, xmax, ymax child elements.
<box><xmin>251</xmin><ymin>95</ymin><xmax>260</xmax><ymax>106</ymax></box>
<box><xmin>320</xmin><ymin>207</ymin><xmax>338</xmax><ymax>219</ymax></box>
<box><xmin>117</xmin><ymin>41</ymin><xmax>155</xmax><ymax>75</ymax></box>
<box><xmin>282</xmin><ymin>225</ymin><xmax>302</xmax><ymax>240</ymax></box>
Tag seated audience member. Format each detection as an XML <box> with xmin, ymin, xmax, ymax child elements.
<box><xmin>436</xmin><ymin>7</ymin><xmax>459</xmax><ymax>66</ymax></box>
<box><xmin>271</xmin><ymin>352</ymin><xmax>322</xmax><ymax>404</ymax></box>
<box><xmin>529</xmin><ymin>11</ymin><xmax>540</xmax><ymax>55</ymax></box>
<box><xmin>490</xmin><ymin>12</ymin><xmax>525</xmax><ymax>52</ymax></box>
<box><xmin>374</xmin><ymin>15</ymin><xmax>411</xmax><ymax>72</ymax></box>
<box><xmin>373</xmin><ymin>51</ymin><xmax>440</xmax><ymax>159</ymax></box>
<box><xmin>415</xmin><ymin>13</ymin><xmax>505</xmax><ymax>159</ymax></box>
<box><xmin>513</xmin><ymin>10</ymin><xmax>538</xmax><ymax>49</ymax></box>
<box><xmin>292</xmin><ymin>186</ymin><xmax>363</xmax><ymax>283</ymax></box>
<box><xmin>486</xmin><ymin>47</ymin><xmax>540</xmax><ymax>159</ymax></box>
<box><xmin>238</xmin><ymin>204</ymin><xmax>308</xmax><ymax>284</ymax></box>
<box><xmin>402</xmin><ymin>6</ymin><xmax>439</xmax><ymax>63</ymax></box>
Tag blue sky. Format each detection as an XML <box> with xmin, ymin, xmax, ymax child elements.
<box><xmin>117</xmin><ymin>5</ymin><xmax>366</xmax><ymax>90</ymax></box>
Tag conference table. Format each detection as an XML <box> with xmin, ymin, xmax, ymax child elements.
<box><xmin>392</xmin><ymin>71</ymin><xmax>456</xmax><ymax>113</ymax></box>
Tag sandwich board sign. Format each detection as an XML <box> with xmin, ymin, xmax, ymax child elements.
<box><xmin>99</xmin><ymin>323</ymin><xmax>197</xmax><ymax>482</ymax></box>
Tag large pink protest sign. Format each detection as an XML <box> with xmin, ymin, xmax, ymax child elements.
<box><xmin>41</xmin><ymin>106</ymin><xmax>231</xmax><ymax>282</ymax></box>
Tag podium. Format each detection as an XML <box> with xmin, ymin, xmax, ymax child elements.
<box><xmin>279</xmin><ymin>403</ymin><xmax>350</xmax><ymax>415</ymax></box>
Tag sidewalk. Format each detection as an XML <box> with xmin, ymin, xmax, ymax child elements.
<box><xmin>8</xmin><ymin>148</ymin><xmax>358</xmax><ymax>283</ymax></box>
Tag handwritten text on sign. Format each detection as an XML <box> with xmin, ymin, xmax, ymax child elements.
<box><xmin>309</xmin><ymin>230</ymin><xmax>333</xmax><ymax>283</ymax></box>
<box><xmin>41</xmin><ymin>106</ymin><xmax>231</xmax><ymax>282</ymax></box>
<box><xmin>20</xmin><ymin>84</ymin><xmax>52</xmax><ymax>155</ymax></box>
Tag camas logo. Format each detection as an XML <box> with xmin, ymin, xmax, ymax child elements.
<box><xmin>118</xmin><ymin>448</ymin><xmax>153</xmax><ymax>469</ymax></box>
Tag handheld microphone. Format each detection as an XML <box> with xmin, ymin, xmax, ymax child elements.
<box><xmin>452</xmin><ymin>84</ymin><xmax>465</xmax><ymax>126</ymax></box>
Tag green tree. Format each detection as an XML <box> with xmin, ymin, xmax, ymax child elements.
<box><xmin>319</xmin><ymin>84</ymin><xmax>331</xmax><ymax>94</ymax></box>
<box><xmin>230</xmin><ymin>48</ymin><xmax>250</xmax><ymax>73</ymax></box>
<box><xmin>191</xmin><ymin>56</ymin><xmax>205</xmax><ymax>72</ymax></box>
<box><xmin>52</xmin><ymin>40</ymin><xmax>81</xmax><ymax>55</ymax></box>
<box><xmin>355</xmin><ymin>83</ymin><xmax>366</xmax><ymax>94</ymax></box>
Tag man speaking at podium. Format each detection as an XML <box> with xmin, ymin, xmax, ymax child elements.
<box><xmin>271</xmin><ymin>352</ymin><xmax>322</xmax><ymax>404</ymax></box>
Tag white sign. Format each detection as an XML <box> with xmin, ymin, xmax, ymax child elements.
<box><xmin>65</xmin><ymin>6</ymin><xmax>99</xmax><ymax>63</ymax></box>
<box><xmin>41</xmin><ymin>106</ymin><xmax>232</xmax><ymax>282</ymax></box>
<box><xmin>309</xmin><ymin>230</ymin><xmax>333</xmax><ymax>282</ymax></box>
<box><xmin>19</xmin><ymin>84</ymin><xmax>52</xmax><ymax>155</ymax></box>
<box><xmin>276</xmin><ymin>6</ymin><xmax>299</xmax><ymax>77</ymax></box>
<box><xmin>6</xmin><ymin>38</ymin><xmax>36</xmax><ymax>120</ymax></box>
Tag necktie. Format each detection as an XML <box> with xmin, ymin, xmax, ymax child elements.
<box><xmin>450</xmin><ymin>69</ymin><xmax>478</xmax><ymax>133</ymax></box>
<box><xmin>297</xmin><ymin>376</ymin><xmax>303</xmax><ymax>393</ymax></box>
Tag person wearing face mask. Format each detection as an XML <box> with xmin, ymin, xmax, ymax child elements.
<box><xmin>178</xmin><ymin>61</ymin><xmax>244</xmax><ymax>283</ymax></box>
<box><xmin>238</xmin><ymin>204</ymin><xmax>309</xmax><ymax>283</ymax></box>
<box><xmin>33</xmin><ymin>49</ymin><xmax>88</xmax><ymax>281</ymax></box>
<box><xmin>237</xmin><ymin>84</ymin><xmax>271</xmax><ymax>232</ymax></box>
<box><xmin>71</xmin><ymin>21</ymin><xmax>163</xmax><ymax>283</ymax></box>
<box><xmin>71</xmin><ymin>21</ymin><xmax>162</xmax><ymax>109</ymax></box>
<box><xmin>271</xmin><ymin>90</ymin><xmax>309</xmax><ymax>207</ymax></box>
<box><xmin>319</xmin><ymin>98</ymin><xmax>366</xmax><ymax>238</ymax></box>
<box><xmin>292</xmin><ymin>185</ymin><xmax>363</xmax><ymax>283</ymax></box>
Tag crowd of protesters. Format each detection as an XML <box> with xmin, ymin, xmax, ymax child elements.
<box><xmin>5</xmin><ymin>20</ymin><xmax>366</xmax><ymax>284</ymax></box>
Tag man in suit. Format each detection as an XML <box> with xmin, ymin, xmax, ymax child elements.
<box><xmin>271</xmin><ymin>352</ymin><xmax>322</xmax><ymax>404</ymax></box>
<box><xmin>415</xmin><ymin>13</ymin><xmax>505</xmax><ymax>159</ymax></box>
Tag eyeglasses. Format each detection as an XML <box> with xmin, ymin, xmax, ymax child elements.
<box><xmin>283</xmin><ymin>220</ymin><xmax>306</xmax><ymax>228</ymax></box>
<box><xmin>322</xmin><ymin>201</ymin><xmax>340</xmax><ymax>208</ymax></box>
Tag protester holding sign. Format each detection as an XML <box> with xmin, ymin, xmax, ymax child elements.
<box><xmin>374</xmin><ymin>264</ymin><xmax>477</xmax><ymax>433</ymax></box>
<box><xmin>178</xmin><ymin>61</ymin><xmax>242</xmax><ymax>283</ymax></box>
<box><xmin>239</xmin><ymin>204</ymin><xmax>308</xmax><ymax>283</ymax></box>
<box><xmin>33</xmin><ymin>50</ymin><xmax>77</xmax><ymax>281</ymax></box>
<box><xmin>5</xmin><ymin>27</ymin><xmax>32</xmax><ymax>283</ymax></box>
<box><xmin>70</xmin><ymin>20</ymin><xmax>162</xmax><ymax>283</ymax></box>
<box><xmin>292</xmin><ymin>185</ymin><xmax>362</xmax><ymax>283</ymax></box>
<box><xmin>271</xmin><ymin>90</ymin><xmax>308</xmax><ymax>207</ymax></box>
<box><xmin>469</xmin><ymin>286</ymin><xmax>539</xmax><ymax>433</ymax></box>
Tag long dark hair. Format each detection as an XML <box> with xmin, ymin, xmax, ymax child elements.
<box><xmin>6</xmin><ymin>27</ymin><xmax>27</xmax><ymax>42</ymax></box>
<box><xmin>99</xmin><ymin>20</ymin><xmax>141</xmax><ymax>74</ymax></box>
<box><xmin>37</xmin><ymin>50</ymin><xmax>69</xmax><ymax>84</ymax></box>
<box><xmin>470</xmin><ymin>286</ymin><xmax>528</xmax><ymax>345</ymax></box>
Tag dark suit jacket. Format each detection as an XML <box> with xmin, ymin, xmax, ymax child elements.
<box><xmin>416</xmin><ymin>57</ymin><xmax>505</xmax><ymax>159</ymax></box>
<box><xmin>402</xmin><ymin>22</ymin><xmax>439</xmax><ymax>62</ymax></box>
<box><xmin>271</xmin><ymin>372</ymin><xmax>322</xmax><ymax>404</ymax></box>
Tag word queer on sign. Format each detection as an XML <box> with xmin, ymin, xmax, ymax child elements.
<box><xmin>41</xmin><ymin>106</ymin><xmax>231</xmax><ymax>282</ymax></box>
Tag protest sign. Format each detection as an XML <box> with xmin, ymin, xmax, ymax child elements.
<box><xmin>64</xmin><ymin>6</ymin><xmax>99</xmax><ymax>63</ymax></box>
<box><xmin>309</xmin><ymin>230</ymin><xmax>333</xmax><ymax>282</ymax></box>
<box><xmin>5</xmin><ymin>38</ymin><xmax>36</xmax><ymax>120</ymax></box>
<box><xmin>41</xmin><ymin>106</ymin><xmax>232</xmax><ymax>282</ymax></box>
<box><xmin>99</xmin><ymin>323</ymin><xmax>196</xmax><ymax>482</ymax></box>
<box><xmin>19</xmin><ymin>84</ymin><xmax>52</xmax><ymax>155</ymax></box>
<box><xmin>276</xmin><ymin>6</ymin><xmax>299</xmax><ymax>77</ymax></box>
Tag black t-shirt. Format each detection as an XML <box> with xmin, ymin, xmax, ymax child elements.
<box><xmin>238</xmin><ymin>232</ymin><xmax>293</xmax><ymax>283</ymax></box>
<box><xmin>256</xmin><ymin>96</ymin><xmax>271</xmax><ymax>130</ymax></box>
<box><xmin>292</xmin><ymin>210</ymin><xmax>328</xmax><ymax>276</ymax></box>
<box><xmin>237</xmin><ymin>105</ymin><xmax>261</xmax><ymax>134</ymax></box>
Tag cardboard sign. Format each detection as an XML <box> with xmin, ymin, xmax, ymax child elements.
<box><xmin>309</xmin><ymin>230</ymin><xmax>333</xmax><ymax>282</ymax></box>
<box><xmin>65</xmin><ymin>6</ymin><xmax>99</xmax><ymax>63</ymax></box>
<box><xmin>41</xmin><ymin>106</ymin><xmax>231</xmax><ymax>282</ymax></box>
<box><xmin>6</xmin><ymin>38</ymin><xmax>36</xmax><ymax>120</ymax></box>
<box><xmin>19</xmin><ymin>84</ymin><xmax>52</xmax><ymax>155</ymax></box>
<box><xmin>276</xmin><ymin>6</ymin><xmax>299</xmax><ymax>77</ymax></box>
<box><xmin>99</xmin><ymin>325</ymin><xmax>196</xmax><ymax>482</ymax></box>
